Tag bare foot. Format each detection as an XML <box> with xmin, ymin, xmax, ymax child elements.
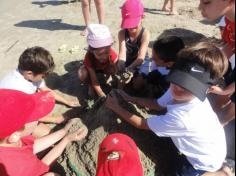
<box><xmin>162</xmin><ymin>7</ymin><xmax>170</xmax><ymax>12</ymax></box>
<box><xmin>169</xmin><ymin>10</ymin><xmax>179</xmax><ymax>15</ymax></box>
<box><xmin>80</xmin><ymin>28</ymin><xmax>88</xmax><ymax>36</ymax></box>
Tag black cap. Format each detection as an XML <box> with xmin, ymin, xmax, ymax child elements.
<box><xmin>166</xmin><ymin>60</ymin><xmax>216</xmax><ymax>101</ymax></box>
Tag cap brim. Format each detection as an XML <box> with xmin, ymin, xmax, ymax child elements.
<box><xmin>166</xmin><ymin>70</ymin><xmax>210</xmax><ymax>101</ymax></box>
<box><xmin>121</xmin><ymin>17</ymin><xmax>141</xmax><ymax>29</ymax></box>
<box><xmin>88</xmin><ymin>37</ymin><xmax>113</xmax><ymax>49</ymax></box>
<box><xmin>27</xmin><ymin>91</ymin><xmax>55</xmax><ymax>123</ymax></box>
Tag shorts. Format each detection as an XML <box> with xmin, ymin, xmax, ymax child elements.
<box><xmin>175</xmin><ymin>156</ymin><xmax>207</xmax><ymax>176</ymax></box>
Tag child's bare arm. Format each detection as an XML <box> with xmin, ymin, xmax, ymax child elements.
<box><xmin>209</xmin><ymin>83</ymin><xmax>235</xmax><ymax>96</ymax></box>
<box><xmin>87</xmin><ymin>67</ymin><xmax>106</xmax><ymax>97</ymax></box>
<box><xmin>117</xmin><ymin>90</ymin><xmax>165</xmax><ymax>111</ymax></box>
<box><xmin>41</xmin><ymin>127</ymin><xmax>88</xmax><ymax>166</ymax></box>
<box><xmin>118</xmin><ymin>30</ymin><xmax>127</xmax><ymax>61</ymax></box>
<box><xmin>128</xmin><ymin>30</ymin><xmax>150</xmax><ymax>71</ymax></box>
<box><xmin>39</xmin><ymin>86</ymin><xmax>80</xmax><ymax>107</ymax></box>
<box><xmin>105</xmin><ymin>92</ymin><xmax>149</xmax><ymax>130</ymax></box>
<box><xmin>33</xmin><ymin>119</ymin><xmax>77</xmax><ymax>154</ymax></box>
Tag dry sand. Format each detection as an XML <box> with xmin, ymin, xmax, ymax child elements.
<box><xmin>0</xmin><ymin>0</ymin><xmax>233</xmax><ymax>176</ymax></box>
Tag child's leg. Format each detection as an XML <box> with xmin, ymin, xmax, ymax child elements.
<box><xmin>170</xmin><ymin>0</ymin><xmax>178</xmax><ymax>15</ymax></box>
<box><xmin>81</xmin><ymin>0</ymin><xmax>91</xmax><ymax>36</ymax></box>
<box><xmin>32</xmin><ymin>123</ymin><xmax>51</xmax><ymax>138</ymax></box>
<box><xmin>162</xmin><ymin>0</ymin><xmax>170</xmax><ymax>11</ymax></box>
<box><xmin>39</xmin><ymin>115</ymin><xmax>68</xmax><ymax>124</ymax></box>
<box><xmin>94</xmin><ymin>0</ymin><xmax>105</xmax><ymax>24</ymax></box>
<box><xmin>78</xmin><ymin>65</ymin><xmax>89</xmax><ymax>82</ymax></box>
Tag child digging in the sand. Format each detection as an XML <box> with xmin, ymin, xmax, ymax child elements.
<box><xmin>105</xmin><ymin>42</ymin><xmax>232</xmax><ymax>176</ymax></box>
<box><xmin>0</xmin><ymin>47</ymin><xmax>80</xmax><ymax>138</ymax></box>
<box><xmin>0</xmin><ymin>89</ymin><xmax>88</xmax><ymax>176</ymax></box>
<box><xmin>78</xmin><ymin>24</ymin><xmax>118</xmax><ymax>98</ymax></box>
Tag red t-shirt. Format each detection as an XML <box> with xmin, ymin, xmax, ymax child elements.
<box><xmin>84</xmin><ymin>48</ymin><xmax>118</xmax><ymax>71</ymax></box>
<box><xmin>222</xmin><ymin>18</ymin><xmax>235</xmax><ymax>53</ymax></box>
<box><xmin>0</xmin><ymin>136</ymin><xmax>49</xmax><ymax>176</ymax></box>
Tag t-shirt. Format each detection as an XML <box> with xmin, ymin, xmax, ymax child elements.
<box><xmin>0</xmin><ymin>69</ymin><xmax>45</xmax><ymax>94</ymax></box>
<box><xmin>151</xmin><ymin>61</ymin><xmax>170</xmax><ymax>76</ymax></box>
<box><xmin>0</xmin><ymin>136</ymin><xmax>49</xmax><ymax>176</ymax></box>
<box><xmin>222</xmin><ymin>17</ymin><xmax>235</xmax><ymax>53</ymax></box>
<box><xmin>84</xmin><ymin>48</ymin><xmax>118</xmax><ymax>71</ymax></box>
<box><xmin>147</xmin><ymin>89</ymin><xmax>227</xmax><ymax>172</ymax></box>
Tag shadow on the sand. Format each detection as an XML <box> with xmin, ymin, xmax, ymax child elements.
<box><xmin>32</xmin><ymin>0</ymin><xmax>78</xmax><ymax>8</ymax></box>
<box><xmin>144</xmin><ymin>8</ymin><xmax>169</xmax><ymax>16</ymax></box>
<box><xmin>15</xmin><ymin>19</ymin><xmax>85</xmax><ymax>31</ymax></box>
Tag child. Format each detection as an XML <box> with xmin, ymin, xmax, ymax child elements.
<box><xmin>80</xmin><ymin>0</ymin><xmax>105</xmax><ymax>36</ymax></box>
<box><xmin>78</xmin><ymin>24</ymin><xmax>118</xmax><ymax>98</ymax></box>
<box><xmin>0</xmin><ymin>89</ymin><xmax>88</xmax><ymax>176</ymax></box>
<box><xmin>162</xmin><ymin>0</ymin><xmax>178</xmax><ymax>15</ymax></box>
<box><xmin>199</xmin><ymin>0</ymin><xmax>235</xmax><ymax>125</ymax></box>
<box><xmin>133</xmin><ymin>36</ymin><xmax>185</xmax><ymax>98</ymax></box>
<box><xmin>96</xmin><ymin>133</ymin><xmax>143</xmax><ymax>176</ymax></box>
<box><xmin>118</xmin><ymin>0</ymin><xmax>150</xmax><ymax>74</ymax></box>
<box><xmin>0</xmin><ymin>47</ymin><xmax>80</xmax><ymax>137</ymax></box>
<box><xmin>105</xmin><ymin>42</ymin><xmax>232</xmax><ymax>176</ymax></box>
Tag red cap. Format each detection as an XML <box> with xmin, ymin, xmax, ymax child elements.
<box><xmin>96</xmin><ymin>133</ymin><xmax>144</xmax><ymax>176</ymax></box>
<box><xmin>121</xmin><ymin>0</ymin><xmax>144</xmax><ymax>29</ymax></box>
<box><xmin>0</xmin><ymin>89</ymin><xmax>55</xmax><ymax>138</ymax></box>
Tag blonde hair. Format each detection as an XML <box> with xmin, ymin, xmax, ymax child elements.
<box><xmin>177</xmin><ymin>42</ymin><xmax>229</xmax><ymax>79</ymax></box>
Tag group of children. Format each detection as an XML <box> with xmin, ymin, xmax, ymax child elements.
<box><xmin>0</xmin><ymin>0</ymin><xmax>235</xmax><ymax>175</ymax></box>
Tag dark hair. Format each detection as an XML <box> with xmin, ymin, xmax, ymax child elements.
<box><xmin>18</xmin><ymin>47</ymin><xmax>55</xmax><ymax>75</ymax></box>
<box><xmin>153</xmin><ymin>36</ymin><xmax>185</xmax><ymax>62</ymax></box>
<box><xmin>177</xmin><ymin>42</ymin><xmax>229</xmax><ymax>79</ymax></box>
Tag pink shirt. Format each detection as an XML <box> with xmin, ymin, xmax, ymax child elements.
<box><xmin>0</xmin><ymin>136</ymin><xmax>49</xmax><ymax>176</ymax></box>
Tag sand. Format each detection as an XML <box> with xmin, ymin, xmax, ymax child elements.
<box><xmin>0</xmin><ymin>0</ymin><xmax>234</xmax><ymax>176</ymax></box>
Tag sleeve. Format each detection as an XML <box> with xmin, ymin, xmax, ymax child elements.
<box><xmin>147</xmin><ymin>113</ymin><xmax>186</xmax><ymax>137</ymax></box>
<box><xmin>157</xmin><ymin>89</ymin><xmax>173</xmax><ymax>107</ymax></box>
<box><xmin>21</xmin><ymin>135</ymin><xmax>35</xmax><ymax>146</ymax></box>
<box><xmin>110</xmin><ymin>48</ymin><xmax>118</xmax><ymax>64</ymax></box>
<box><xmin>84</xmin><ymin>52</ymin><xmax>93</xmax><ymax>68</ymax></box>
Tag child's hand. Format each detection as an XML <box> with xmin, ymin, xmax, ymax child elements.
<box><xmin>66</xmin><ymin>127</ymin><xmax>88</xmax><ymax>142</ymax></box>
<box><xmin>208</xmin><ymin>86</ymin><xmax>228</xmax><ymax>95</ymax></box>
<box><xmin>66</xmin><ymin>99</ymin><xmax>81</xmax><ymax>108</ymax></box>
<box><xmin>105</xmin><ymin>91</ymin><xmax>120</xmax><ymax>110</ymax></box>
<box><xmin>116</xmin><ymin>90</ymin><xmax>133</xmax><ymax>102</ymax></box>
<box><xmin>64</xmin><ymin>118</ymin><xmax>80</xmax><ymax>132</ymax></box>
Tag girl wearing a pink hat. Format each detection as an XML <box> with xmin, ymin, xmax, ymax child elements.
<box><xmin>118</xmin><ymin>0</ymin><xmax>150</xmax><ymax>75</ymax></box>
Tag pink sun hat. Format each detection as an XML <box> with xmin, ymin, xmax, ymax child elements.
<box><xmin>87</xmin><ymin>24</ymin><xmax>114</xmax><ymax>49</ymax></box>
<box><xmin>121</xmin><ymin>0</ymin><xmax>144</xmax><ymax>29</ymax></box>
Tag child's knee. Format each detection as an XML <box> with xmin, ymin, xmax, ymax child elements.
<box><xmin>78</xmin><ymin>66</ymin><xmax>88</xmax><ymax>82</ymax></box>
<box><xmin>81</xmin><ymin>0</ymin><xmax>89</xmax><ymax>7</ymax></box>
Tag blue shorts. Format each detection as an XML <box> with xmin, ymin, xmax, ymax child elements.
<box><xmin>175</xmin><ymin>157</ymin><xmax>206</xmax><ymax>176</ymax></box>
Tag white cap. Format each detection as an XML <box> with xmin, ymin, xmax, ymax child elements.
<box><xmin>87</xmin><ymin>24</ymin><xmax>114</xmax><ymax>48</ymax></box>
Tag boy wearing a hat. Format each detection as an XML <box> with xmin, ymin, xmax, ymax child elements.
<box><xmin>78</xmin><ymin>24</ymin><xmax>118</xmax><ymax>98</ymax></box>
<box><xmin>105</xmin><ymin>42</ymin><xmax>232</xmax><ymax>175</ymax></box>
<box><xmin>0</xmin><ymin>89</ymin><xmax>88</xmax><ymax>176</ymax></box>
